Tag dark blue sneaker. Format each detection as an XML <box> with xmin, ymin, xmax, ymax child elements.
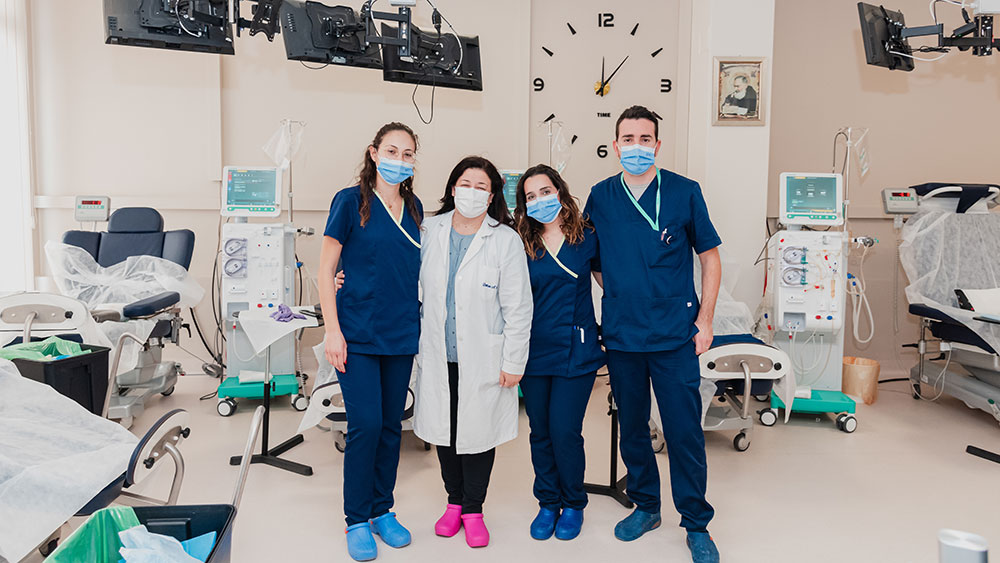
<box><xmin>687</xmin><ymin>531</ymin><xmax>720</xmax><ymax>563</ymax></box>
<box><xmin>613</xmin><ymin>508</ymin><xmax>661</xmax><ymax>542</ymax></box>
<box><xmin>370</xmin><ymin>512</ymin><xmax>411</xmax><ymax>548</ymax></box>
<box><xmin>554</xmin><ymin>508</ymin><xmax>584</xmax><ymax>540</ymax></box>
<box><xmin>346</xmin><ymin>522</ymin><xmax>377</xmax><ymax>561</ymax></box>
<box><xmin>529</xmin><ymin>508</ymin><xmax>559</xmax><ymax>540</ymax></box>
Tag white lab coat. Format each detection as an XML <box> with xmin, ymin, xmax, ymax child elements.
<box><xmin>413</xmin><ymin>211</ymin><xmax>533</xmax><ymax>454</ymax></box>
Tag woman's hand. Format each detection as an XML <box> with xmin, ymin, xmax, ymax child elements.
<box><xmin>499</xmin><ymin>370</ymin><xmax>523</xmax><ymax>388</ymax></box>
<box><xmin>325</xmin><ymin>329</ymin><xmax>348</xmax><ymax>373</ymax></box>
<box><xmin>335</xmin><ymin>271</ymin><xmax>345</xmax><ymax>292</ymax></box>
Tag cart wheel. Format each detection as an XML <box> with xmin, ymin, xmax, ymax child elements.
<box><xmin>650</xmin><ymin>430</ymin><xmax>666</xmax><ymax>454</ymax></box>
<box><xmin>838</xmin><ymin>414</ymin><xmax>858</xmax><ymax>433</ymax></box>
<box><xmin>424</xmin><ymin>441</ymin><xmax>431</xmax><ymax>451</ymax></box>
<box><xmin>292</xmin><ymin>394</ymin><xmax>309</xmax><ymax>412</ymax></box>
<box><xmin>758</xmin><ymin>408</ymin><xmax>778</xmax><ymax>427</ymax></box>
<box><xmin>217</xmin><ymin>398</ymin><xmax>237</xmax><ymax>417</ymax></box>
<box><xmin>911</xmin><ymin>382</ymin><xmax>922</xmax><ymax>400</ymax></box>
<box><xmin>733</xmin><ymin>432</ymin><xmax>750</xmax><ymax>452</ymax></box>
<box><xmin>161</xmin><ymin>385</ymin><xmax>175</xmax><ymax>397</ymax></box>
<box><xmin>334</xmin><ymin>431</ymin><xmax>346</xmax><ymax>453</ymax></box>
<box><xmin>39</xmin><ymin>538</ymin><xmax>58</xmax><ymax>557</ymax></box>
<box><xmin>754</xmin><ymin>394</ymin><xmax>770</xmax><ymax>402</ymax></box>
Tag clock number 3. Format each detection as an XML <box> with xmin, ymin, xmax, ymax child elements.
<box><xmin>660</xmin><ymin>79</ymin><xmax>672</xmax><ymax>93</ymax></box>
<box><xmin>598</xmin><ymin>13</ymin><xmax>614</xmax><ymax>27</ymax></box>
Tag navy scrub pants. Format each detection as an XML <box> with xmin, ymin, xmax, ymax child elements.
<box><xmin>520</xmin><ymin>373</ymin><xmax>597</xmax><ymax>512</ymax></box>
<box><xmin>338</xmin><ymin>352</ymin><xmax>414</xmax><ymax>526</ymax></box>
<box><xmin>606</xmin><ymin>342</ymin><xmax>715</xmax><ymax>532</ymax></box>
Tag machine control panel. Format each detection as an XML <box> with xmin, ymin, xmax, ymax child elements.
<box><xmin>220</xmin><ymin>223</ymin><xmax>294</xmax><ymax>315</ymax></box>
<box><xmin>882</xmin><ymin>188</ymin><xmax>918</xmax><ymax>215</ymax></box>
<box><xmin>74</xmin><ymin>196</ymin><xmax>111</xmax><ymax>222</ymax></box>
<box><xmin>772</xmin><ymin>230</ymin><xmax>846</xmax><ymax>333</ymax></box>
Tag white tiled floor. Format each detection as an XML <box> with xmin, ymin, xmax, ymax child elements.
<box><xmin>25</xmin><ymin>356</ymin><xmax>1000</xmax><ymax>563</ymax></box>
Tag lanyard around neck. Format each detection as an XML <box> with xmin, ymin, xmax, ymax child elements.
<box><xmin>619</xmin><ymin>169</ymin><xmax>662</xmax><ymax>232</ymax></box>
<box><xmin>373</xmin><ymin>190</ymin><xmax>420</xmax><ymax>249</ymax></box>
<box><xmin>542</xmin><ymin>236</ymin><xmax>578</xmax><ymax>279</ymax></box>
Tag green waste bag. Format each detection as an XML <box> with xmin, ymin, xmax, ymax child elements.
<box><xmin>46</xmin><ymin>506</ymin><xmax>140</xmax><ymax>563</ymax></box>
<box><xmin>0</xmin><ymin>336</ymin><xmax>86</xmax><ymax>362</ymax></box>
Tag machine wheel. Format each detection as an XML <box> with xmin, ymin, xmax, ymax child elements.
<box><xmin>754</xmin><ymin>394</ymin><xmax>770</xmax><ymax>402</ymax></box>
<box><xmin>292</xmin><ymin>394</ymin><xmax>309</xmax><ymax>412</ymax></box>
<box><xmin>334</xmin><ymin>431</ymin><xmax>346</xmax><ymax>453</ymax></box>
<box><xmin>161</xmin><ymin>385</ymin><xmax>175</xmax><ymax>397</ymax></box>
<box><xmin>837</xmin><ymin>414</ymin><xmax>858</xmax><ymax>433</ymax></box>
<box><xmin>38</xmin><ymin>538</ymin><xmax>58</xmax><ymax>557</ymax></box>
<box><xmin>217</xmin><ymin>398</ymin><xmax>237</xmax><ymax>417</ymax></box>
<box><xmin>733</xmin><ymin>432</ymin><xmax>750</xmax><ymax>452</ymax></box>
<box><xmin>758</xmin><ymin>408</ymin><xmax>778</xmax><ymax>427</ymax></box>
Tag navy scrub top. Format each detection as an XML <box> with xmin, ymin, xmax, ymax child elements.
<box><xmin>324</xmin><ymin>185</ymin><xmax>423</xmax><ymax>356</ymax></box>
<box><xmin>524</xmin><ymin>228</ymin><xmax>606</xmax><ymax>378</ymax></box>
<box><xmin>583</xmin><ymin>168</ymin><xmax>721</xmax><ymax>353</ymax></box>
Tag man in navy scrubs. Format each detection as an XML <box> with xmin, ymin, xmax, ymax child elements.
<box><xmin>583</xmin><ymin>105</ymin><xmax>722</xmax><ymax>563</ymax></box>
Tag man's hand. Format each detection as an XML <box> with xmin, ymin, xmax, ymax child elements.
<box><xmin>693</xmin><ymin>319</ymin><xmax>714</xmax><ymax>356</ymax></box>
<box><xmin>499</xmin><ymin>370</ymin><xmax>523</xmax><ymax>388</ymax></box>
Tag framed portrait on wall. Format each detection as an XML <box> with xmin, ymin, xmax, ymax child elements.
<box><xmin>713</xmin><ymin>57</ymin><xmax>766</xmax><ymax>126</ymax></box>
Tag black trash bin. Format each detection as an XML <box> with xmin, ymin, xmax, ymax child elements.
<box><xmin>11</xmin><ymin>344</ymin><xmax>110</xmax><ymax>415</ymax></box>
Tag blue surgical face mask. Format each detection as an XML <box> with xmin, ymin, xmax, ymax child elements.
<box><xmin>376</xmin><ymin>157</ymin><xmax>414</xmax><ymax>185</ymax></box>
<box><xmin>526</xmin><ymin>194</ymin><xmax>562</xmax><ymax>224</ymax></box>
<box><xmin>619</xmin><ymin>144</ymin><xmax>656</xmax><ymax>176</ymax></box>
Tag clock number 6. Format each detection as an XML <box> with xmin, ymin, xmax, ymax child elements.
<box><xmin>597</xmin><ymin>145</ymin><xmax>608</xmax><ymax>158</ymax></box>
<box><xmin>533</xmin><ymin>78</ymin><xmax>545</xmax><ymax>92</ymax></box>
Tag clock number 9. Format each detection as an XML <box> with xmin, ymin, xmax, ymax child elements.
<box><xmin>597</xmin><ymin>145</ymin><xmax>608</xmax><ymax>158</ymax></box>
<box><xmin>533</xmin><ymin>78</ymin><xmax>545</xmax><ymax>92</ymax></box>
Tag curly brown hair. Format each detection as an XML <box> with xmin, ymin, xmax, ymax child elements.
<box><xmin>513</xmin><ymin>164</ymin><xmax>589</xmax><ymax>258</ymax></box>
<box><xmin>358</xmin><ymin>122</ymin><xmax>421</xmax><ymax>227</ymax></box>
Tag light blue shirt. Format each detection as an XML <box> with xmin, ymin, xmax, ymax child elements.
<box><xmin>446</xmin><ymin>228</ymin><xmax>476</xmax><ymax>362</ymax></box>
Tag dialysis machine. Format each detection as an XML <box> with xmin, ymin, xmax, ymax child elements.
<box><xmin>216</xmin><ymin>166</ymin><xmax>307</xmax><ymax>416</ymax></box>
<box><xmin>767</xmin><ymin>173</ymin><xmax>858</xmax><ymax>432</ymax></box>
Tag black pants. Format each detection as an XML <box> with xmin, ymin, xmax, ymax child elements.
<box><xmin>436</xmin><ymin>362</ymin><xmax>496</xmax><ymax>514</ymax></box>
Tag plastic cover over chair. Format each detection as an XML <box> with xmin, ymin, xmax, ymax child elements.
<box><xmin>900</xmin><ymin>209</ymin><xmax>1000</xmax><ymax>354</ymax></box>
<box><xmin>45</xmin><ymin>241</ymin><xmax>204</xmax><ymax>309</ymax></box>
<box><xmin>0</xmin><ymin>359</ymin><xmax>137</xmax><ymax>563</ymax></box>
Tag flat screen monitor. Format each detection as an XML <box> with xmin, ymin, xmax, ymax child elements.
<box><xmin>779</xmin><ymin>173</ymin><xmax>844</xmax><ymax>227</ymax></box>
<box><xmin>500</xmin><ymin>170</ymin><xmax>523</xmax><ymax>212</ymax></box>
<box><xmin>281</xmin><ymin>0</ymin><xmax>383</xmax><ymax>68</ymax></box>
<box><xmin>222</xmin><ymin>167</ymin><xmax>282</xmax><ymax>218</ymax></box>
<box><xmin>380</xmin><ymin>22</ymin><xmax>483</xmax><ymax>91</ymax></box>
<box><xmin>103</xmin><ymin>0</ymin><xmax>235</xmax><ymax>55</ymax></box>
<box><xmin>857</xmin><ymin>2</ymin><xmax>915</xmax><ymax>71</ymax></box>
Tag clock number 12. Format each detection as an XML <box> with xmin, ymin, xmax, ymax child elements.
<box><xmin>598</xmin><ymin>13</ymin><xmax>614</xmax><ymax>27</ymax></box>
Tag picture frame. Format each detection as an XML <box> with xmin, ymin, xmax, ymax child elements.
<box><xmin>713</xmin><ymin>57</ymin><xmax>766</xmax><ymax>126</ymax></box>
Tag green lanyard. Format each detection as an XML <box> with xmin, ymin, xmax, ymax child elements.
<box><xmin>619</xmin><ymin>169</ymin><xmax>662</xmax><ymax>232</ymax></box>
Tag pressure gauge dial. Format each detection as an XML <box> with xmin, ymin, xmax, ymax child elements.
<box><xmin>782</xmin><ymin>246</ymin><xmax>806</xmax><ymax>264</ymax></box>
<box><xmin>781</xmin><ymin>267</ymin><xmax>806</xmax><ymax>286</ymax></box>
<box><xmin>224</xmin><ymin>258</ymin><xmax>247</xmax><ymax>278</ymax></box>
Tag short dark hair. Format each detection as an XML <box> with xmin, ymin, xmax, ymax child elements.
<box><xmin>615</xmin><ymin>105</ymin><xmax>659</xmax><ymax>140</ymax></box>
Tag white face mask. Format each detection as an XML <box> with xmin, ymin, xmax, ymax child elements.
<box><xmin>454</xmin><ymin>186</ymin><xmax>491</xmax><ymax>218</ymax></box>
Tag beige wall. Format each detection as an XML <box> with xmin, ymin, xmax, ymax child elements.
<box><xmin>29</xmin><ymin>0</ymin><xmax>530</xmax><ymax>339</ymax></box>
<box><xmin>768</xmin><ymin>0</ymin><xmax>1000</xmax><ymax>375</ymax></box>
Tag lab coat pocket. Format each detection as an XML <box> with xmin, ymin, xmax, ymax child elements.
<box><xmin>645</xmin><ymin>222</ymin><xmax>688</xmax><ymax>269</ymax></box>
<box><xmin>336</xmin><ymin>295</ymin><xmax>376</xmax><ymax>345</ymax></box>
<box><xmin>479</xmin><ymin>267</ymin><xmax>500</xmax><ymax>299</ymax></box>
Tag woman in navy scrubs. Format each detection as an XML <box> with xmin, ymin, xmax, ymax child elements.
<box><xmin>513</xmin><ymin>165</ymin><xmax>605</xmax><ymax>542</ymax></box>
<box><xmin>318</xmin><ymin>122</ymin><xmax>423</xmax><ymax>562</ymax></box>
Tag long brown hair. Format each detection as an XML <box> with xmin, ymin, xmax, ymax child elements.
<box><xmin>434</xmin><ymin>156</ymin><xmax>515</xmax><ymax>228</ymax></box>
<box><xmin>514</xmin><ymin>164</ymin><xmax>589</xmax><ymax>258</ymax></box>
<box><xmin>358</xmin><ymin>122</ymin><xmax>421</xmax><ymax>227</ymax></box>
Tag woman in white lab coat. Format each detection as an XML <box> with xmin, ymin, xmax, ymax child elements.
<box><xmin>414</xmin><ymin>155</ymin><xmax>533</xmax><ymax>549</ymax></box>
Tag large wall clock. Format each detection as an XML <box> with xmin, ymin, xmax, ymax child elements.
<box><xmin>529</xmin><ymin>1</ymin><xmax>684</xmax><ymax>198</ymax></box>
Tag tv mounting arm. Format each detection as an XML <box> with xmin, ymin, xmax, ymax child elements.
<box><xmin>886</xmin><ymin>6</ymin><xmax>999</xmax><ymax>56</ymax></box>
<box><xmin>362</xmin><ymin>1</ymin><xmax>414</xmax><ymax>57</ymax></box>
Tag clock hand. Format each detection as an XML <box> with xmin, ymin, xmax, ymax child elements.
<box><xmin>596</xmin><ymin>55</ymin><xmax>629</xmax><ymax>95</ymax></box>
<box><xmin>601</xmin><ymin>57</ymin><xmax>606</xmax><ymax>97</ymax></box>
